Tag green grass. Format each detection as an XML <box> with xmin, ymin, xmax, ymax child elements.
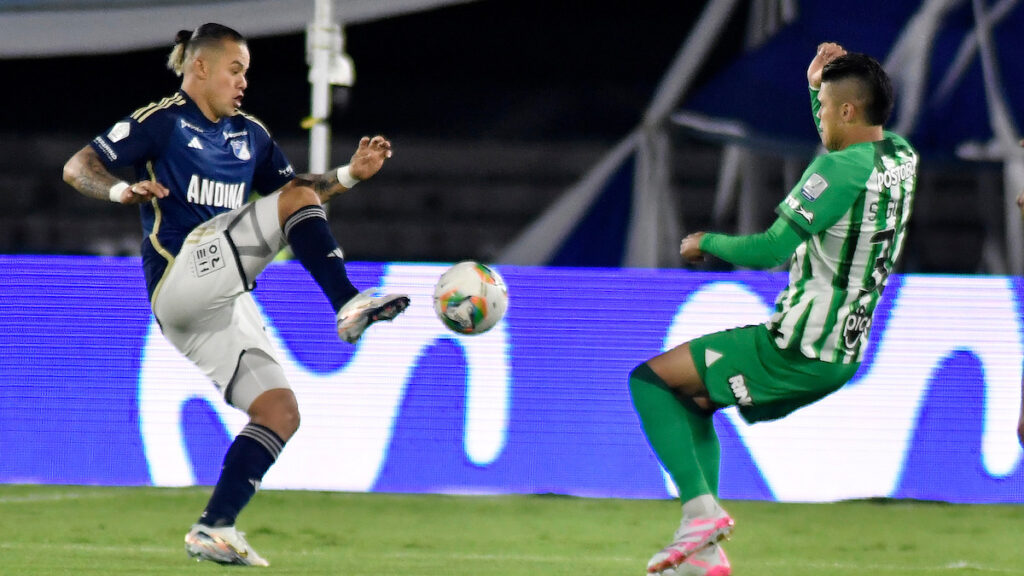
<box><xmin>0</xmin><ymin>485</ymin><xmax>1021</xmax><ymax>575</ymax></box>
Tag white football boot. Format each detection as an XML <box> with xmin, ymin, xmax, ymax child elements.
<box><xmin>336</xmin><ymin>289</ymin><xmax>410</xmax><ymax>343</ymax></box>
<box><xmin>184</xmin><ymin>524</ymin><xmax>269</xmax><ymax>567</ymax></box>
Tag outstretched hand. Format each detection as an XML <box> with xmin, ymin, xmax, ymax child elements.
<box><xmin>680</xmin><ymin>232</ymin><xmax>706</xmax><ymax>263</ymax></box>
<box><xmin>808</xmin><ymin>42</ymin><xmax>847</xmax><ymax>89</ymax></box>
<box><xmin>348</xmin><ymin>135</ymin><xmax>393</xmax><ymax>181</ymax></box>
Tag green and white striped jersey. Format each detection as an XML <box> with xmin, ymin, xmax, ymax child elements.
<box><xmin>768</xmin><ymin>88</ymin><xmax>918</xmax><ymax>364</ymax></box>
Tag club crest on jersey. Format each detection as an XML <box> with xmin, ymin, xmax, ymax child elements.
<box><xmin>801</xmin><ymin>173</ymin><xmax>828</xmax><ymax>201</ymax></box>
<box><xmin>230</xmin><ymin>139</ymin><xmax>251</xmax><ymax>161</ymax></box>
<box><xmin>107</xmin><ymin>121</ymin><xmax>130</xmax><ymax>143</ymax></box>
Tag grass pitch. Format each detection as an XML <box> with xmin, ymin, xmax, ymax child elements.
<box><xmin>0</xmin><ymin>485</ymin><xmax>1021</xmax><ymax>575</ymax></box>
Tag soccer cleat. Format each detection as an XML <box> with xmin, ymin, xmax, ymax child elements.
<box><xmin>651</xmin><ymin>544</ymin><xmax>731</xmax><ymax>576</ymax></box>
<box><xmin>647</xmin><ymin>511</ymin><xmax>734</xmax><ymax>574</ymax></box>
<box><xmin>184</xmin><ymin>524</ymin><xmax>269</xmax><ymax>567</ymax></box>
<box><xmin>336</xmin><ymin>289</ymin><xmax>410</xmax><ymax>343</ymax></box>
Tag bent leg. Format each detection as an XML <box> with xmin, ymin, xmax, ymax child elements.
<box><xmin>278</xmin><ymin>184</ymin><xmax>359</xmax><ymax>312</ymax></box>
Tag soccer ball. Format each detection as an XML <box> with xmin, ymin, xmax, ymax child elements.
<box><xmin>433</xmin><ymin>261</ymin><xmax>509</xmax><ymax>335</ymax></box>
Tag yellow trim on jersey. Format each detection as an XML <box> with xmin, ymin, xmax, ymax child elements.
<box><xmin>131</xmin><ymin>93</ymin><xmax>185</xmax><ymax>124</ymax></box>
<box><xmin>239</xmin><ymin>111</ymin><xmax>273</xmax><ymax>137</ymax></box>
<box><xmin>145</xmin><ymin>161</ymin><xmax>176</xmax><ymax>307</ymax></box>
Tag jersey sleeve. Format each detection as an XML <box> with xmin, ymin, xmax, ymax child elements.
<box><xmin>809</xmin><ymin>86</ymin><xmax>822</xmax><ymax>133</ymax></box>
<box><xmin>249</xmin><ymin>121</ymin><xmax>295</xmax><ymax>194</ymax></box>
<box><xmin>88</xmin><ymin>114</ymin><xmax>165</xmax><ymax>169</ymax></box>
<box><xmin>776</xmin><ymin>153</ymin><xmax>863</xmax><ymax>236</ymax></box>
<box><xmin>699</xmin><ymin>217</ymin><xmax>805</xmax><ymax>269</ymax></box>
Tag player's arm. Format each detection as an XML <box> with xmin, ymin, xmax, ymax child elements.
<box><xmin>63</xmin><ymin>146</ymin><xmax>168</xmax><ymax>205</ymax></box>
<box><xmin>287</xmin><ymin>135</ymin><xmax>393</xmax><ymax>203</ymax></box>
<box><xmin>806</xmin><ymin>42</ymin><xmax>847</xmax><ymax>130</ymax></box>
<box><xmin>680</xmin><ymin>217</ymin><xmax>804</xmax><ymax>269</ymax></box>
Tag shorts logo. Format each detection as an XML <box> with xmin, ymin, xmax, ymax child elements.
<box><xmin>191</xmin><ymin>238</ymin><xmax>226</xmax><ymax>278</ymax></box>
<box><xmin>728</xmin><ymin>374</ymin><xmax>753</xmax><ymax>406</ymax></box>
<box><xmin>107</xmin><ymin>121</ymin><xmax>131</xmax><ymax>143</ymax></box>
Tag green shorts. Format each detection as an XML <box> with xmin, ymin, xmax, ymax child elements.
<box><xmin>689</xmin><ymin>324</ymin><xmax>860</xmax><ymax>423</ymax></box>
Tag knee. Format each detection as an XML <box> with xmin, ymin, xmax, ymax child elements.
<box><xmin>248</xmin><ymin>388</ymin><xmax>301</xmax><ymax>441</ymax></box>
<box><xmin>278</xmin><ymin>185</ymin><xmax>321</xmax><ymax>226</ymax></box>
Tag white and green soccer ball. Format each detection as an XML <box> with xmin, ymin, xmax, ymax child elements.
<box><xmin>432</xmin><ymin>261</ymin><xmax>509</xmax><ymax>335</ymax></box>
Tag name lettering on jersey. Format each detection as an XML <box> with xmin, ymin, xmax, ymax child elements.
<box><xmin>877</xmin><ymin>159</ymin><xmax>916</xmax><ymax>190</ymax></box>
<box><xmin>180</xmin><ymin>119</ymin><xmax>203</xmax><ymax>132</ymax></box>
<box><xmin>107</xmin><ymin>121</ymin><xmax>131</xmax><ymax>143</ymax></box>
<box><xmin>728</xmin><ymin>374</ymin><xmax>753</xmax><ymax>406</ymax></box>
<box><xmin>801</xmin><ymin>173</ymin><xmax>828</xmax><ymax>201</ymax></box>
<box><xmin>785</xmin><ymin>196</ymin><xmax>814</xmax><ymax>224</ymax></box>
<box><xmin>230</xmin><ymin>139</ymin><xmax>252</xmax><ymax>161</ymax></box>
<box><xmin>92</xmin><ymin>136</ymin><xmax>118</xmax><ymax>161</ymax></box>
<box><xmin>185</xmin><ymin>174</ymin><xmax>246</xmax><ymax>209</ymax></box>
<box><xmin>868</xmin><ymin>201</ymin><xmax>897</xmax><ymax>222</ymax></box>
<box><xmin>223</xmin><ymin>130</ymin><xmax>249</xmax><ymax>139</ymax></box>
<box><xmin>187</xmin><ymin>136</ymin><xmax>204</xmax><ymax>150</ymax></box>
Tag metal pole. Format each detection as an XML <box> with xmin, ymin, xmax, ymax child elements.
<box><xmin>308</xmin><ymin>0</ymin><xmax>333</xmax><ymax>175</ymax></box>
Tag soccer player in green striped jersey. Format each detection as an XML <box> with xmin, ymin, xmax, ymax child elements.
<box><xmin>631</xmin><ymin>43</ymin><xmax>917</xmax><ymax>576</ymax></box>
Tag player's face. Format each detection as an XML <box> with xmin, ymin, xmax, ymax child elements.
<box><xmin>204</xmin><ymin>40</ymin><xmax>250</xmax><ymax>120</ymax></box>
<box><xmin>817</xmin><ymin>82</ymin><xmax>843</xmax><ymax>152</ymax></box>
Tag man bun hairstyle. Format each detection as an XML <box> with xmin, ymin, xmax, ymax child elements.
<box><xmin>166</xmin><ymin>23</ymin><xmax>246</xmax><ymax>77</ymax></box>
<box><xmin>821</xmin><ymin>52</ymin><xmax>894</xmax><ymax>126</ymax></box>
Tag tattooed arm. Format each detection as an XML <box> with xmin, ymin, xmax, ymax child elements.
<box><xmin>287</xmin><ymin>135</ymin><xmax>393</xmax><ymax>203</ymax></box>
<box><xmin>63</xmin><ymin>145</ymin><xmax>168</xmax><ymax>204</ymax></box>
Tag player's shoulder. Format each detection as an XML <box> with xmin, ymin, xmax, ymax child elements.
<box><xmin>235</xmin><ymin>110</ymin><xmax>274</xmax><ymax>140</ymax></box>
<box><xmin>128</xmin><ymin>92</ymin><xmax>188</xmax><ymax>125</ymax></box>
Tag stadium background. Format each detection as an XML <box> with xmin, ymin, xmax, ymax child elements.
<box><xmin>1</xmin><ymin>0</ymin><xmax>1023</xmax><ymax>508</ymax></box>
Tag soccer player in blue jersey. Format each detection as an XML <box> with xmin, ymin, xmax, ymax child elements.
<box><xmin>63</xmin><ymin>23</ymin><xmax>409</xmax><ymax>566</ymax></box>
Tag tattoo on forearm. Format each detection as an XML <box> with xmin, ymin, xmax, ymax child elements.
<box><xmin>296</xmin><ymin>171</ymin><xmax>342</xmax><ymax>202</ymax></box>
<box><xmin>72</xmin><ymin>153</ymin><xmax>120</xmax><ymax>201</ymax></box>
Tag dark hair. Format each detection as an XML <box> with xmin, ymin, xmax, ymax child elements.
<box><xmin>821</xmin><ymin>52</ymin><xmax>894</xmax><ymax>126</ymax></box>
<box><xmin>166</xmin><ymin>23</ymin><xmax>246</xmax><ymax>76</ymax></box>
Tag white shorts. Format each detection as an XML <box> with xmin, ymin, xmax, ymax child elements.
<box><xmin>152</xmin><ymin>192</ymin><xmax>289</xmax><ymax>397</ymax></box>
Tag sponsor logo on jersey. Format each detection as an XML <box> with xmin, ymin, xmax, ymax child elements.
<box><xmin>842</xmin><ymin>305</ymin><xmax>873</xmax><ymax>349</ymax></box>
<box><xmin>278</xmin><ymin>165</ymin><xmax>295</xmax><ymax>177</ymax></box>
<box><xmin>785</xmin><ymin>196</ymin><xmax>814</xmax><ymax>224</ymax></box>
<box><xmin>185</xmin><ymin>174</ymin><xmax>246</xmax><ymax>209</ymax></box>
<box><xmin>107</xmin><ymin>121</ymin><xmax>131</xmax><ymax>143</ymax></box>
<box><xmin>801</xmin><ymin>173</ymin><xmax>828</xmax><ymax>201</ymax></box>
<box><xmin>877</xmin><ymin>159</ymin><xmax>916</xmax><ymax>189</ymax></box>
<box><xmin>187</xmin><ymin>137</ymin><xmax>203</xmax><ymax>150</ymax></box>
<box><xmin>230</xmin><ymin>139</ymin><xmax>251</xmax><ymax>161</ymax></box>
<box><xmin>327</xmin><ymin>248</ymin><xmax>344</xmax><ymax>259</ymax></box>
<box><xmin>223</xmin><ymin>130</ymin><xmax>249</xmax><ymax>139</ymax></box>
<box><xmin>92</xmin><ymin>136</ymin><xmax>118</xmax><ymax>161</ymax></box>
<box><xmin>180</xmin><ymin>119</ymin><xmax>203</xmax><ymax>132</ymax></box>
<box><xmin>728</xmin><ymin>374</ymin><xmax>753</xmax><ymax>406</ymax></box>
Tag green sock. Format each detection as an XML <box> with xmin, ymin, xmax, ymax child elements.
<box><xmin>629</xmin><ymin>363</ymin><xmax>721</xmax><ymax>500</ymax></box>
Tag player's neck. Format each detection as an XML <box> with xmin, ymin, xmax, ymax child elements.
<box><xmin>180</xmin><ymin>83</ymin><xmax>222</xmax><ymax>124</ymax></box>
<box><xmin>838</xmin><ymin>125</ymin><xmax>884</xmax><ymax>150</ymax></box>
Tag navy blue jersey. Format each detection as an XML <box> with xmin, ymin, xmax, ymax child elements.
<box><xmin>90</xmin><ymin>90</ymin><xmax>295</xmax><ymax>298</ymax></box>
